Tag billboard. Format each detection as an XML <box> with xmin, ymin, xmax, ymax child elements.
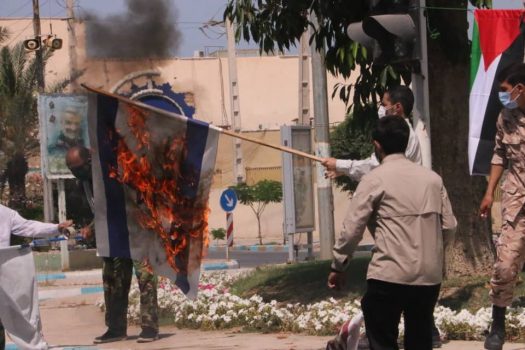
<box><xmin>38</xmin><ymin>94</ymin><xmax>89</xmax><ymax>178</ymax></box>
<box><xmin>281</xmin><ymin>126</ymin><xmax>316</xmax><ymax>234</ymax></box>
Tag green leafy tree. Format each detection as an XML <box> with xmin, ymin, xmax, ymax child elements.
<box><xmin>225</xmin><ymin>0</ymin><xmax>495</xmax><ymax>275</ymax></box>
<box><xmin>230</xmin><ymin>180</ymin><xmax>282</xmax><ymax>245</ymax></box>
<box><xmin>211</xmin><ymin>227</ymin><xmax>226</xmax><ymax>245</ymax></box>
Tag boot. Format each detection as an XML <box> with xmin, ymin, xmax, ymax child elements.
<box><xmin>484</xmin><ymin>305</ymin><xmax>506</xmax><ymax>350</ymax></box>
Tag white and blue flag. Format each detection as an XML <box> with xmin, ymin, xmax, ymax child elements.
<box><xmin>87</xmin><ymin>88</ymin><xmax>219</xmax><ymax>299</ymax></box>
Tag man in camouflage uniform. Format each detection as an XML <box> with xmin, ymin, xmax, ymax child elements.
<box><xmin>132</xmin><ymin>259</ymin><xmax>159</xmax><ymax>337</ymax></box>
<box><xmin>66</xmin><ymin>146</ymin><xmax>159</xmax><ymax>344</ymax></box>
<box><xmin>480</xmin><ymin>63</ymin><xmax>525</xmax><ymax>350</ymax></box>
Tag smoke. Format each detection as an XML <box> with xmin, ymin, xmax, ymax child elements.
<box><xmin>85</xmin><ymin>0</ymin><xmax>182</xmax><ymax>59</ymax></box>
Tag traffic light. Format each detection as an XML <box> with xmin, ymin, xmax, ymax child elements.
<box><xmin>23</xmin><ymin>38</ymin><xmax>41</xmax><ymax>51</ymax></box>
<box><xmin>347</xmin><ymin>0</ymin><xmax>418</xmax><ymax>65</ymax></box>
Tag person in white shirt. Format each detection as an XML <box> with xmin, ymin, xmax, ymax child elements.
<box><xmin>322</xmin><ymin>85</ymin><xmax>422</xmax><ymax>181</ymax></box>
<box><xmin>322</xmin><ymin>86</ymin><xmax>444</xmax><ymax>349</ymax></box>
<box><xmin>0</xmin><ymin>204</ymin><xmax>72</xmax><ymax>350</ymax></box>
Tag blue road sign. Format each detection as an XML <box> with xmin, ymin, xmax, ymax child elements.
<box><xmin>220</xmin><ymin>188</ymin><xmax>238</xmax><ymax>212</ymax></box>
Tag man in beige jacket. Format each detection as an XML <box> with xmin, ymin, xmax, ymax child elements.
<box><xmin>328</xmin><ymin>116</ymin><xmax>457</xmax><ymax>350</ymax></box>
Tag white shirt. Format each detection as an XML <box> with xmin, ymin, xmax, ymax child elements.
<box><xmin>0</xmin><ymin>204</ymin><xmax>59</xmax><ymax>248</ymax></box>
<box><xmin>335</xmin><ymin>118</ymin><xmax>422</xmax><ymax>182</ymax></box>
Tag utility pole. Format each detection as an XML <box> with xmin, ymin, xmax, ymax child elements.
<box><xmin>226</xmin><ymin>19</ymin><xmax>245</xmax><ymax>184</ymax></box>
<box><xmin>411</xmin><ymin>0</ymin><xmax>432</xmax><ymax>168</ymax></box>
<box><xmin>32</xmin><ymin>0</ymin><xmax>45</xmax><ymax>91</ymax></box>
<box><xmin>34</xmin><ymin>0</ymin><xmax>68</xmax><ymax>268</ymax></box>
<box><xmin>297</xmin><ymin>31</ymin><xmax>314</xmax><ymax>260</ymax></box>
<box><xmin>310</xmin><ymin>14</ymin><xmax>335</xmax><ymax>260</ymax></box>
<box><xmin>298</xmin><ymin>32</ymin><xmax>311</xmax><ymax>126</ymax></box>
<box><xmin>33</xmin><ymin>0</ymin><xmax>53</xmax><ymax>224</ymax></box>
<box><xmin>66</xmin><ymin>0</ymin><xmax>79</xmax><ymax>92</ymax></box>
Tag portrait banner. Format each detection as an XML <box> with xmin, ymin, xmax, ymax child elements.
<box><xmin>38</xmin><ymin>94</ymin><xmax>89</xmax><ymax>178</ymax></box>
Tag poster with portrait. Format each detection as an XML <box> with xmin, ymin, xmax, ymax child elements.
<box><xmin>38</xmin><ymin>94</ymin><xmax>89</xmax><ymax>178</ymax></box>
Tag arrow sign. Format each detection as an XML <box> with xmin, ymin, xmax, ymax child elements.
<box><xmin>220</xmin><ymin>188</ymin><xmax>238</xmax><ymax>212</ymax></box>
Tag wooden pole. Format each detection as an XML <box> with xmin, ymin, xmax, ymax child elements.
<box><xmin>219</xmin><ymin>128</ymin><xmax>323</xmax><ymax>162</ymax></box>
<box><xmin>81</xmin><ymin>84</ymin><xmax>324</xmax><ymax>163</ymax></box>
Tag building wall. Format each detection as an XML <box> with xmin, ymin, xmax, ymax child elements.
<box><xmin>0</xmin><ymin>18</ymin><xmax>353</xmax><ymax>130</ymax></box>
<box><xmin>0</xmin><ymin>17</ymin><xmax>369</xmax><ymax>245</ymax></box>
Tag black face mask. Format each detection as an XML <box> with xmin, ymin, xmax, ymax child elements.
<box><xmin>70</xmin><ymin>163</ymin><xmax>92</xmax><ymax>181</ymax></box>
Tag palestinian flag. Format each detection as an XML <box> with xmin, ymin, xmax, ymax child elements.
<box><xmin>469</xmin><ymin>10</ymin><xmax>525</xmax><ymax>175</ymax></box>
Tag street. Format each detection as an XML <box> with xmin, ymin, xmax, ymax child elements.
<box><xmin>207</xmin><ymin>249</ymin><xmax>317</xmax><ymax>268</ymax></box>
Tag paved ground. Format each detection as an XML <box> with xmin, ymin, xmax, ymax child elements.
<box><xmin>31</xmin><ymin>296</ymin><xmax>525</xmax><ymax>350</ymax></box>
<box><xmin>5</xmin><ymin>268</ymin><xmax>525</xmax><ymax>349</ymax></box>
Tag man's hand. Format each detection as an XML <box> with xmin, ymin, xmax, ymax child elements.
<box><xmin>479</xmin><ymin>194</ymin><xmax>493</xmax><ymax>219</ymax></box>
<box><xmin>58</xmin><ymin>220</ymin><xmax>73</xmax><ymax>236</ymax></box>
<box><xmin>80</xmin><ymin>225</ymin><xmax>93</xmax><ymax>240</ymax></box>
<box><xmin>322</xmin><ymin>158</ymin><xmax>344</xmax><ymax>179</ymax></box>
<box><xmin>328</xmin><ymin>271</ymin><xmax>345</xmax><ymax>290</ymax></box>
<box><xmin>321</xmin><ymin>157</ymin><xmax>337</xmax><ymax>171</ymax></box>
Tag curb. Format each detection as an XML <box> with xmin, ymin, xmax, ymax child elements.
<box><xmin>209</xmin><ymin>244</ymin><xmax>293</xmax><ymax>252</ymax></box>
<box><xmin>37</xmin><ymin>261</ymin><xmax>240</xmax><ymax>300</ymax></box>
<box><xmin>203</xmin><ymin>259</ymin><xmax>240</xmax><ymax>271</ymax></box>
<box><xmin>36</xmin><ymin>258</ymin><xmax>242</xmax><ymax>282</ymax></box>
<box><xmin>208</xmin><ymin>243</ymin><xmax>372</xmax><ymax>253</ymax></box>
<box><xmin>37</xmin><ymin>269</ymin><xmax>101</xmax><ymax>282</ymax></box>
<box><xmin>38</xmin><ymin>286</ymin><xmax>104</xmax><ymax>300</ymax></box>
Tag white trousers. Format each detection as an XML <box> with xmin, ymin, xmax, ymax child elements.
<box><xmin>0</xmin><ymin>246</ymin><xmax>47</xmax><ymax>350</ymax></box>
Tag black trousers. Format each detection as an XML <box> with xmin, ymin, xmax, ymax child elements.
<box><xmin>361</xmin><ymin>279</ymin><xmax>440</xmax><ymax>350</ymax></box>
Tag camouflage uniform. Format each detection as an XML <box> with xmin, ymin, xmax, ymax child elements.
<box><xmin>102</xmin><ymin>257</ymin><xmax>133</xmax><ymax>334</ymax></box>
<box><xmin>102</xmin><ymin>257</ymin><xmax>159</xmax><ymax>333</ymax></box>
<box><xmin>490</xmin><ymin>108</ymin><xmax>525</xmax><ymax>307</ymax></box>
<box><xmin>133</xmin><ymin>259</ymin><xmax>159</xmax><ymax>332</ymax></box>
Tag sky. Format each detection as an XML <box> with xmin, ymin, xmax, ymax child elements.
<box><xmin>0</xmin><ymin>0</ymin><xmax>523</xmax><ymax>57</ymax></box>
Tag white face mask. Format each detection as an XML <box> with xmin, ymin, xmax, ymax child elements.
<box><xmin>378</xmin><ymin>105</ymin><xmax>393</xmax><ymax>118</ymax></box>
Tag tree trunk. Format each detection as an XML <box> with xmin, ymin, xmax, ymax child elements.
<box><xmin>427</xmin><ymin>1</ymin><xmax>495</xmax><ymax>276</ymax></box>
<box><xmin>6</xmin><ymin>152</ymin><xmax>28</xmax><ymax>210</ymax></box>
<box><xmin>256</xmin><ymin>213</ymin><xmax>263</xmax><ymax>245</ymax></box>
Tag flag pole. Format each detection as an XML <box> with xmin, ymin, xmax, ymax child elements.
<box><xmin>219</xmin><ymin>128</ymin><xmax>323</xmax><ymax>162</ymax></box>
<box><xmin>81</xmin><ymin>84</ymin><xmax>324</xmax><ymax>163</ymax></box>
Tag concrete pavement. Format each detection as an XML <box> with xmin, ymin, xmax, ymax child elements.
<box><xmin>5</xmin><ymin>270</ymin><xmax>525</xmax><ymax>349</ymax></box>
<box><xmin>18</xmin><ymin>295</ymin><xmax>525</xmax><ymax>350</ymax></box>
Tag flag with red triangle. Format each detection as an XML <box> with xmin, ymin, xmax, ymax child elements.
<box><xmin>469</xmin><ymin>9</ymin><xmax>525</xmax><ymax>175</ymax></box>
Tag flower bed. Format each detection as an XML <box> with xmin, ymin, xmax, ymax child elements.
<box><xmin>98</xmin><ymin>271</ymin><xmax>525</xmax><ymax>341</ymax></box>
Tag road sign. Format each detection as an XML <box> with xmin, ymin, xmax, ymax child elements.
<box><xmin>220</xmin><ymin>188</ymin><xmax>238</xmax><ymax>212</ymax></box>
<box><xmin>226</xmin><ymin>212</ymin><xmax>234</xmax><ymax>247</ymax></box>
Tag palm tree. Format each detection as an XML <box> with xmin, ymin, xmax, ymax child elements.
<box><xmin>0</xmin><ymin>27</ymin><xmax>9</xmax><ymax>43</ymax></box>
<box><xmin>0</xmin><ymin>42</ymin><xmax>46</xmax><ymax>208</ymax></box>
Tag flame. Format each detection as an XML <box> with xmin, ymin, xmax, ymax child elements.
<box><xmin>109</xmin><ymin>105</ymin><xmax>209</xmax><ymax>274</ymax></box>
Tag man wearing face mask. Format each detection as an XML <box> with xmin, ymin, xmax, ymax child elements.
<box><xmin>65</xmin><ymin>146</ymin><xmax>160</xmax><ymax>345</ymax></box>
<box><xmin>323</xmin><ymin>86</ymin><xmax>445</xmax><ymax>348</ymax></box>
<box><xmin>322</xmin><ymin>85</ymin><xmax>421</xmax><ymax>181</ymax></box>
<box><xmin>480</xmin><ymin>63</ymin><xmax>525</xmax><ymax>350</ymax></box>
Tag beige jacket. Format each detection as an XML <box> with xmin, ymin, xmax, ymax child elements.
<box><xmin>331</xmin><ymin>154</ymin><xmax>457</xmax><ymax>285</ymax></box>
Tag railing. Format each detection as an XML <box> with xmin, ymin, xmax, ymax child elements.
<box><xmin>245</xmin><ymin>166</ymin><xmax>282</xmax><ymax>185</ymax></box>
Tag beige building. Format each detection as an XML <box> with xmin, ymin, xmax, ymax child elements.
<box><xmin>1</xmin><ymin>17</ymin><xmax>363</xmax><ymax>246</ymax></box>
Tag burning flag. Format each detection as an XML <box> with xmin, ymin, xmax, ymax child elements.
<box><xmin>87</xmin><ymin>89</ymin><xmax>219</xmax><ymax>299</ymax></box>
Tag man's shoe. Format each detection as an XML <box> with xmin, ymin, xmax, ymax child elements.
<box><xmin>93</xmin><ymin>330</ymin><xmax>127</xmax><ymax>344</ymax></box>
<box><xmin>485</xmin><ymin>305</ymin><xmax>506</xmax><ymax>350</ymax></box>
<box><xmin>432</xmin><ymin>326</ymin><xmax>442</xmax><ymax>348</ymax></box>
<box><xmin>137</xmin><ymin>328</ymin><xmax>159</xmax><ymax>343</ymax></box>
<box><xmin>484</xmin><ymin>329</ymin><xmax>505</xmax><ymax>350</ymax></box>
<box><xmin>357</xmin><ymin>333</ymin><xmax>370</xmax><ymax>350</ymax></box>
